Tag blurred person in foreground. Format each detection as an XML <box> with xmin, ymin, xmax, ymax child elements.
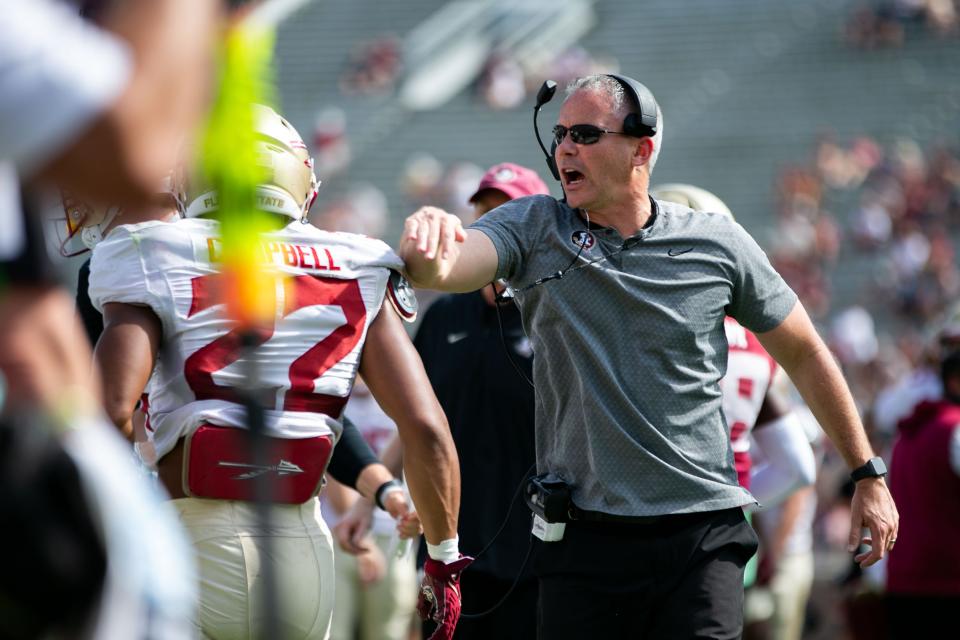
<box><xmin>0</xmin><ymin>0</ymin><xmax>220</xmax><ymax>637</ymax></box>
<box><xmin>87</xmin><ymin>105</ymin><xmax>464</xmax><ymax>639</ymax></box>
<box><xmin>884</xmin><ymin>346</ymin><xmax>960</xmax><ymax>639</ymax></box>
<box><xmin>415</xmin><ymin>162</ymin><xmax>546</xmax><ymax>639</ymax></box>
<box><xmin>398</xmin><ymin>73</ymin><xmax>897</xmax><ymax>639</ymax></box>
<box><xmin>0</xmin><ymin>0</ymin><xmax>218</xmax><ymax>410</ymax></box>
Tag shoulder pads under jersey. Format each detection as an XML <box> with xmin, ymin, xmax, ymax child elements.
<box><xmin>386</xmin><ymin>270</ymin><xmax>418</xmax><ymax>323</ymax></box>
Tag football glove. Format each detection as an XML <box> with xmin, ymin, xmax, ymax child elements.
<box><xmin>417</xmin><ymin>555</ymin><xmax>473</xmax><ymax>640</ymax></box>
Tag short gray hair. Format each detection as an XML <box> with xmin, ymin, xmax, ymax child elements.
<box><xmin>564</xmin><ymin>75</ymin><xmax>664</xmax><ymax>174</ymax></box>
<box><xmin>565</xmin><ymin>75</ymin><xmax>627</xmax><ymax>113</ymax></box>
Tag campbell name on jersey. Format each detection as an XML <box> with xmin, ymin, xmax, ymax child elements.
<box><xmin>89</xmin><ymin>217</ymin><xmax>403</xmax><ymax>460</ymax></box>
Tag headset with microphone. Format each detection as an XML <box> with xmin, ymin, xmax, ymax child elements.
<box><xmin>532</xmin><ymin>74</ymin><xmax>659</xmax><ymax>183</ymax></box>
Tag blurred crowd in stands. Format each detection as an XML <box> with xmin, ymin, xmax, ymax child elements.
<box><xmin>769</xmin><ymin>133</ymin><xmax>960</xmax><ymax>399</ymax></box>
<box><xmin>758</xmin><ymin>133</ymin><xmax>960</xmax><ymax>639</ymax></box>
<box><xmin>845</xmin><ymin>0</ymin><xmax>959</xmax><ymax>48</ymax></box>
<box><xmin>339</xmin><ymin>35</ymin><xmax>403</xmax><ymax>96</ymax></box>
<box><xmin>476</xmin><ymin>45</ymin><xmax>617</xmax><ymax>110</ymax></box>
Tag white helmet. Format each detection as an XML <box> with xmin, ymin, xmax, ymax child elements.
<box><xmin>58</xmin><ymin>190</ymin><xmax>124</xmax><ymax>256</ymax></box>
<box><xmin>57</xmin><ymin>172</ymin><xmax>182</xmax><ymax>256</ymax></box>
<box><xmin>650</xmin><ymin>183</ymin><xmax>734</xmax><ymax>220</ymax></box>
<box><xmin>182</xmin><ymin>104</ymin><xmax>319</xmax><ymax>222</ymax></box>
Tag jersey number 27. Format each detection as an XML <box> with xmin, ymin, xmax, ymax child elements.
<box><xmin>185</xmin><ymin>273</ymin><xmax>366</xmax><ymax>414</ymax></box>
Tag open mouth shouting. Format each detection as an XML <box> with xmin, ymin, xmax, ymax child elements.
<box><xmin>561</xmin><ymin>168</ymin><xmax>586</xmax><ymax>189</ymax></box>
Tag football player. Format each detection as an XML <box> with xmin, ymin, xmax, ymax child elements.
<box><xmin>87</xmin><ymin>105</ymin><xmax>467</xmax><ymax>640</ymax></box>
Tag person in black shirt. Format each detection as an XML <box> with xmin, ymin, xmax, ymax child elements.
<box><xmin>415</xmin><ymin>163</ymin><xmax>548</xmax><ymax>639</ymax></box>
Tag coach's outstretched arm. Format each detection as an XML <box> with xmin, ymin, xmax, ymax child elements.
<box><xmin>399</xmin><ymin>206</ymin><xmax>499</xmax><ymax>292</ymax></box>
<box><xmin>757</xmin><ymin>300</ymin><xmax>899</xmax><ymax>569</ymax></box>
<box><xmin>358</xmin><ymin>301</ymin><xmax>460</xmax><ymax>544</ymax></box>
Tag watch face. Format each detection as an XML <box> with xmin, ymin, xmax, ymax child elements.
<box><xmin>853</xmin><ymin>457</ymin><xmax>887</xmax><ymax>480</ymax></box>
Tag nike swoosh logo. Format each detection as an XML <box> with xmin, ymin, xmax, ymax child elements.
<box><xmin>447</xmin><ymin>332</ymin><xmax>469</xmax><ymax>344</ymax></box>
<box><xmin>668</xmin><ymin>247</ymin><xmax>694</xmax><ymax>257</ymax></box>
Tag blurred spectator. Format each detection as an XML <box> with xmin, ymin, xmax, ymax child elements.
<box><xmin>831</xmin><ymin>306</ymin><xmax>880</xmax><ymax>367</ymax></box>
<box><xmin>340</xmin><ymin>35</ymin><xmax>403</xmax><ymax>96</ymax></box>
<box><xmin>873</xmin><ymin>301</ymin><xmax>960</xmax><ymax>437</ymax></box>
<box><xmin>884</xmin><ymin>348</ymin><xmax>960</xmax><ymax>639</ymax></box>
<box><xmin>312</xmin><ymin>182</ymin><xmax>390</xmax><ymax>237</ymax></box>
<box><xmin>540</xmin><ymin>45</ymin><xmax>614</xmax><ymax>89</ymax></box>
<box><xmin>844</xmin><ymin>3</ymin><xmax>906</xmax><ymax>48</ymax></box>
<box><xmin>439</xmin><ymin>161</ymin><xmax>485</xmax><ymax>219</ymax></box>
<box><xmin>815</xmin><ymin>134</ymin><xmax>882</xmax><ymax>191</ymax></box>
<box><xmin>312</xmin><ymin>106</ymin><xmax>352</xmax><ymax>179</ymax></box>
<box><xmin>401</xmin><ymin>152</ymin><xmax>445</xmax><ymax>210</ymax></box>
<box><xmin>399</xmin><ymin>155</ymin><xmax>486</xmax><ymax>223</ymax></box>
<box><xmin>844</xmin><ymin>0</ymin><xmax>959</xmax><ymax>43</ymax></box>
<box><xmin>478</xmin><ymin>53</ymin><xmax>526</xmax><ymax>110</ymax></box>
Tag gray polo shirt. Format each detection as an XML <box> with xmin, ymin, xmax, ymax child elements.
<box><xmin>472</xmin><ymin>195</ymin><xmax>797</xmax><ymax>516</ymax></box>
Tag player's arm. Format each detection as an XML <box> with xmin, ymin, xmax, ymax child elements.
<box><xmin>756</xmin><ymin>300</ymin><xmax>898</xmax><ymax>567</ymax></box>
<box><xmin>358</xmin><ymin>301</ymin><xmax>459</xmax><ymax>546</ymax></box>
<box><xmin>35</xmin><ymin>0</ymin><xmax>222</xmax><ymax>210</ymax></box>
<box><xmin>399</xmin><ymin>206</ymin><xmax>498</xmax><ymax>292</ymax></box>
<box><xmin>94</xmin><ymin>302</ymin><xmax>162</xmax><ymax>441</ymax></box>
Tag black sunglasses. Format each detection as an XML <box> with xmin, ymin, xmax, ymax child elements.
<box><xmin>552</xmin><ymin>124</ymin><xmax>628</xmax><ymax>146</ymax></box>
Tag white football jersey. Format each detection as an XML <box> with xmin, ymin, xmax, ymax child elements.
<box><xmin>89</xmin><ymin>217</ymin><xmax>403</xmax><ymax>460</ymax></box>
<box><xmin>720</xmin><ymin>316</ymin><xmax>778</xmax><ymax>489</ymax></box>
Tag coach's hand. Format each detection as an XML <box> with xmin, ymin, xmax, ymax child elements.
<box><xmin>848</xmin><ymin>477</ymin><xmax>899</xmax><ymax>568</ymax></box>
<box><xmin>399</xmin><ymin>207</ymin><xmax>466</xmax><ymax>287</ymax></box>
<box><xmin>417</xmin><ymin>555</ymin><xmax>473</xmax><ymax>640</ymax></box>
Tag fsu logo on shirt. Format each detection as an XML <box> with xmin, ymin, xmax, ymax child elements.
<box><xmin>571</xmin><ymin>230</ymin><xmax>595</xmax><ymax>250</ymax></box>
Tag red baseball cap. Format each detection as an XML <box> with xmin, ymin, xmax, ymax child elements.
<box><xmin>468</xmin><ymin>162</ymin><xmax>549</xmax><ymax>203</ymax></box>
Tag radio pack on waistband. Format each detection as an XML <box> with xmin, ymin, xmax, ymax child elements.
<box><xmin>183</xmin><ymin>424</ymin><xmax>333</xmax><ymax>504</ymax></box>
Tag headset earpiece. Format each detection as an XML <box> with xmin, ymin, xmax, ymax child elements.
<box><xmin>547</xmin><ymin>140</ymin><xmax>560</xmax><ymax>181</ymax></box>
<box><xmin>606</xmin><ymin>74</ymin><xmax>658</xmax><ymax>139</ymax></box>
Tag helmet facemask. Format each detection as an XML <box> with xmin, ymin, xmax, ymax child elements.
<box><xmin>57</xmin><ymin>190</ymin><xmax>123</xmax><ymax>256</ymax></box>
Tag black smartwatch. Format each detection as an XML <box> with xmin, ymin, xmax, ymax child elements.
<box><xmin>850</xmin><ymin>456</ymin><xmax>887</xmax><ymax>482</ymax></box>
